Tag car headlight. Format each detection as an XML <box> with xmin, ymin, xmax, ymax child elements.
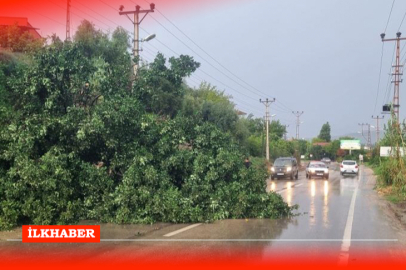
<box><xmin>287</xmin><ymin>167</ymin><xmax>292</xmax><ymax>172</ymax></box>
<box><xmin>310</xmin><ymin>169</ymin><xmax>315</xmax><ymax>173</ymax></box>
<box><xmin>271</xmin><ymin>167</ymin><xmax>275</xmax><ymax>172</ymax></box>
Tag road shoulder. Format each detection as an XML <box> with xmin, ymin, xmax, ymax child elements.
<box><xmin>364</xmin><ymin>166</ymin><xmax>406</xmax><ymax>235</ymax></box>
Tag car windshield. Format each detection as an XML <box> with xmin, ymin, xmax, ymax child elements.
<box><xmin>343</xmin><ymin>161</ymin><xmax>356</xmax><ymax>165</ymax></box>
<box><xmin>274</xmin><ymin>159</ymin><xmax>292</xmax><ymax>166</ymax></box>
<box><xmin>310</xmin><ymin>163</ymin><xmax>326</xmax><ymax>168</ymax></box>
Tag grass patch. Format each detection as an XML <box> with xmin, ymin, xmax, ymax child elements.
<box><xmin>377</xmin><ymin>185</ymin><xmax>406</xmax><ymax>204</ymax></box>
<box><xmin>386</xmin><ymin>194</ymin><xmax>404</xmax><ymax>204</ymax></box>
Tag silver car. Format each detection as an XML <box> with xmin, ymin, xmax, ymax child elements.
<box><xmin>306</xmin><ymin>161</ymin><xmax>329</xmax><ymax>179</ymax></box>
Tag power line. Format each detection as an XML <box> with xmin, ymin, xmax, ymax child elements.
<box><xmin>383</xmin><ymin>43</ymin><xmax>397</xmax><ymax>105</ymax></box>
<box><xmin>129</xmin><ymin>3</ymin><xmax>296</xmax><ymax>114</ymax></box>
<box><xmin>71</xmin><ymin>3</ymin><xmax>113</xmax><ymax>29</ymax></box>
<box><xmin>147</xmin><ymin>14</ymin><xmax>269</xmax><ymax>100</ymax></box>
<box><xmin>142</xmin><ymin>39</ymin><xmax>262</xmax><ymax>109</ymax></box>
<box><xmin>197</xmin><ymin>69</ymin><xmax>259</xmax><ymax>102</ymax></box>
<box><xmin>49</xmin><ymin>0</ymin><xmax>111</xmax><ymax>33</ymax></box>
<box><xmin>26</xmin><ymin>7</ymin><xmax>65</xmax><ymax>27</ymax></box>
<box><xmin>99</xmin><ymin>0</ymin><xmax>121</xmax><ymax>13</ymax></box>
<box><xmin>100</xmin><ymin>0</ymin><xmax>281</xmax><ymax>116</ymax></box>
<box><xmin>276</xmin><ymin>100</ymin><xmax>294</xmax><ymax>111</ymax></box>
<box><xmin>273</xmin><ymin>102</ymin><xmax>292</xmax><ymax>113</ymax></box>
<box><xmin>384</xmin><ymin>0</ymin><xmax>396</xmax><ymax>33</ymax></box>
<box><xmin>144</xmin><ymin>1</ymin><xmax>267</xmax><ymax>97</ymax></box>
<box><xmin>136</xmin><ymin>6</ymin><xmax>287</xmax><ymax>104</ymax></box>
<box><xmin>75</xmin><ymin>1</ymin><xmax>122</xmax><ymax>28</ymax></box>
<box><xmin>143</xmin><ymin>0</ymin><xmax>297</xmax><ymax>111</ymax></box>
<box><xmin>141</xmin><ymin>0</ymin><xmax>297</xmax><ymax>114</ymax></box>
<box><xmin>399</xmin><ymin>12</ymin><xmax>406</xmax><ymax>31</ymax></box>
<box><xmin>105</xmin><ymin>0</ymin><xmax>299</xmax><ymax>115</ymax></box>
<box><xmin>374</xmin><ymin>43</ymin><xmax>385</xmax><ymax>113</ymax></box>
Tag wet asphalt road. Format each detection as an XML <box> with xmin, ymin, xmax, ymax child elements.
<box><xmin>1</xmin><ymin>163</ymin><xmax>406</xmax><ymax>265</ymax></box>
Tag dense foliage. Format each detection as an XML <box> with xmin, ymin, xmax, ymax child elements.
<box><xmin>0</xmin><ymin>21</ymin><xmax>292</xmax><ymax>229</ymax></box>
<box><xmin>318</xmin><ymin>122</ymin><xmax>331</xmax><ymax>142</ymax></box>
<box><xmin>369</xmin><ymin>117</ymin><xmax>406</xmax><ymax>197</ymax></box>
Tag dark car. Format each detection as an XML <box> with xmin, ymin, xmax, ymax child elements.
<box><xmin>271</xmin><ymin>157</ymin><xmax>299</xmax><ymax>180</ymax></box>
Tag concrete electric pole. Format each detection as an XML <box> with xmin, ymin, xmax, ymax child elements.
<box><xmin>66</xmin><ymin>0</ymin><xmax>71</xmax><ymax>41</ymax></box>
<box><xmin>260</xmin><ymin>98</ymin><xmax>275</xmax><ymax>161</ymax></box>
<box><xmin>119</xmin><ymin>3</ymin><xmax>155</xmax><ymax>78</ymax></box>
<box><xmin>359</xmin><ymin>123</ymin><xmax>372</xmax><ymax>150</ymax></box>
<box><xmin>381</xmin><ymin>32</ymin><xmax>406</xmax><ymax>123</ymax></box>
<box><xmin>371</xmin><ymin>115</ymin><xmax>384</xmax><ymax>143</ymax></box>
<box><xmin>292</xmin><ymin>111</ymin><xmax>304</xmax><ymax>140</ymax></box>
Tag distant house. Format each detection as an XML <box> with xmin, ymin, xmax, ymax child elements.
<box><xmin>312</xmin><ymin>142</ymin><xmax>330</xmax><ymax>147</ymax></box>
<box><xmin>236</xmin><ymin>110</ymin><xmax>247</xmax><ymax>116</ymax></box>
<box><xmin>0</xmin><ymin>17</ymin><xmax>41</xmax><ymax>39</ymax></box>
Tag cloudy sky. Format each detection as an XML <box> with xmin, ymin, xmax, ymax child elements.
<box><xmin>1</xmin><ymin>0</ymin><xmax>405</xmax><ymax>139</ymax></box>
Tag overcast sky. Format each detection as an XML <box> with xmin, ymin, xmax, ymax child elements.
<box><xmin>2</xmin><ymin>0</ymin><xmax>406</xmax><ymax>140</ymax></box>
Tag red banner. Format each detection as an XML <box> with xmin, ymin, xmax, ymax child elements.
<box><xmin>22</xmin><ymin>225</ymin><xmax>100</xmax><ymax>243</ymax></box>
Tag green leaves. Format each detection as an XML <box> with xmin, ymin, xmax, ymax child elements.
<box><xmin>318</xmin><ymin>122</ymin><xmax>331</xmax><ymax>142</ymax></box>
<box><xmin>0</xmin><ymin>22</ymin><xmax>293</xmax><ymax>230</ymax></box>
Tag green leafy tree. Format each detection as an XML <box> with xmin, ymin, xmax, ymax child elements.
<box><xmin>0</xmin><ymin>24</ymin><xmax>293</xmax><ymax>229</ymax></box>
<box><xmin>269</xmin><ymin>139</ymin><xmax>295</xmax><ymax>161</ymax></box>
<box><xmin>309</xmin><ymin>145</ymin><xmax>324</xmax><ymax>160</ymax></box>
<box><xmin>296</xmin><ymin>139</ymin><xmax>308</xmax><ymax>155</ymax></box>
<box><xmin>244</xmin><ymin>114</ymin><xmax>264</xmax><ymax>135</ymax></box>
<box><xmin>269</xmin><ymin>120</ymin><xmax>287</xmax><ymax>140</ymax></box>
<box><xmin>181</xmin><ymin>82</ymin><xmax>237</xmax><ymax>129</ymax></box>
<box><xmin>318</xmin><ymin>122</ymin><xmax>331</xmax><ymax>142</ymax></box>
<box><xmin>135</xmin><ymin>53</ymin><xmax>200</xmax><ymax>117</ymax></box>
<box><xmin>325</xmin><ymin>140</ymin><xmax>340</xmax><ymax>160</ymax></box>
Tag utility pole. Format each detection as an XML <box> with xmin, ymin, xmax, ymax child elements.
<box><xmin>381</xmin><ymin>32</ymin><xmax>406</xmax><ymax>123</ymax></box>
<box><xmin>292</xmin><ymin>111</ymin><xmax>304</xmax><ymax>140</ymax></box>
<box><xmin>283</xmin><ymin>125</ymin><xmax>289</xmax><ymax>140</ymax></box>
<box><xmin>359</xmin><ymin>123</ymin><xmax>372</xmax><ymax>150</ymax></box>
<box><xmin>119</xmin><ymin>3</ymin><xmax>155</xmax><ymax>78</ymax></box>
<box><xmin>262</xmin><ymin>116</ymin><xmax>266</xmax><ymax>157</ymax></box>
<box><xmin>371</xmin><ymin>115</ymin><xmax>384</xmax><ymax>143</ymax></box>
<box><xmin>260</xmin><ymin>98</ymin><xmax>275</xmax><ymax>161</ymax></box>
<box><xmin>66</xmin><ymin>0</ymin><xmax>71</xmax><ymax>41</ymax></box>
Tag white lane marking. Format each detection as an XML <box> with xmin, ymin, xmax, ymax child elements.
<box><xmin>338</xmin><ymin>171</ymin><xmax>360</xmax><ymax>265</ymax></box>
<box><xmin>276</xmin><ymin>183</ymin><xmax>303</xmax><ymax>194</ymax></box>
<box><xmin>7</xmin><ymin>238</ymin><xmax>398</xmax><ymax>242</ymax></box>
<box><xmin>164</xmin><ymin>223</ymin><xmax>202</xmax><ymax>237</ymax></box>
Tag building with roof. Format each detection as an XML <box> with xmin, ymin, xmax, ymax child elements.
<box><xmin>312</xmin><ymin>142</ymin><xmax>330</xmax><ymax>147</ymax></box>
<box><xmin>0</xmin><ymin>17</ymin><xmax>41</xmax><ymax>39</ymax></box>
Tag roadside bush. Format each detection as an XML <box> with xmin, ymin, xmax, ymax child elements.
<box><xmin>373</xmin><ymin>117</ymin><xmax>406</xmax><ymax>196</ymax></box>
<box><xmin>378</xmin><ymin>158</ymin><xmax>406</xmax><ymax>190</ymax></box>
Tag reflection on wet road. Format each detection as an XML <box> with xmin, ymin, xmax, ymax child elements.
<box><xmin>263</xmin><ymin>163</ymin><xmax>406</xmax><ymax>264</ymax></box>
